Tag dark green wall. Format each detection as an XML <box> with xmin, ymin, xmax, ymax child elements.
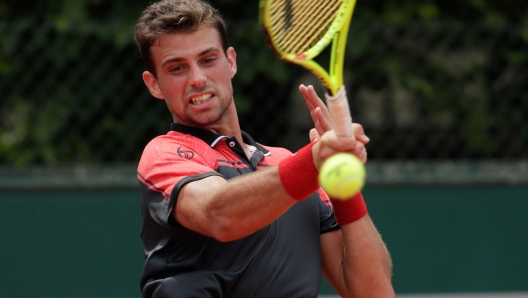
<box><xmin>325</xmin><ymin>186</ymin><xmax>528</xmax><ymax>295</ymax></box>
<box><xmin>1</xmin><ymin>187</ymin><xmax>527</xmax><ymax>297</ymax></box>
<box><xmin>0</xmin><ymin>190</ymin><xmax>143</xmax><ymax>297</ymax></box>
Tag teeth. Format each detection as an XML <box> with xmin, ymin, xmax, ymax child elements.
<box><xmin>190</xmin><ymin>94</ymin><xmax>212</xmax><ymax>105</ymax></box>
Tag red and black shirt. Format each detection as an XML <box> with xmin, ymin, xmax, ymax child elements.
<box><xmin>137</xmin><ymin>123</ymin><xmax>339</xmax><ymax>298</ymax></box>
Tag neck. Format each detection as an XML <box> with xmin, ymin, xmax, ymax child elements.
<box><xmin>204</xmin><ymin>106</ymin><xmax>242</xmax><ymax>140</ymax></box>
<box><xmin>206</xmin><ymin>113</ymin><xmax>252</xmax><ymax>159</ymax></box>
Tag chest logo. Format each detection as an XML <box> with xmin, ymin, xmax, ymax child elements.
<box><xmin>177</xmin><ymin>147</ymin><xmax>195</xmax><ymax>160</ymax></box>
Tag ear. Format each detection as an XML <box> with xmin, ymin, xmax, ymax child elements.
<box><xmin>142</xmin><ymin>71</ymin><xmax>164</xmax><ymax>100</ymax></box>
<box><xmin>226</xmin><ymin>47</ymin><xmax>237</xmax><ymax>78</ymax></box>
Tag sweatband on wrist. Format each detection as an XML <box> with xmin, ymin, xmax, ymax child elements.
<box><xmin>331</xmin><ymin>192</ymin><xmax>368</xmax><ymax>225</ymax></box>
<box><xmin>278</xmin><ymin>142</ymin><xmax>319</xmax><ymax>201</ymax></box>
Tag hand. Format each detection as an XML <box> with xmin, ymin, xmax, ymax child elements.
<box><xmin>299</xmin><ymin>84</ymin><xmax>369</xmax><ymax>164</ymax></box>
<box><xmin>311</xmin><ymin>129</ymin><xmax>359</xmax><ymax>170</ymax></box>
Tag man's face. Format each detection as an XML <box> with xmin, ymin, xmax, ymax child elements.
<box><xmin>143</xmin><ymin>26</ymin><xmax>237</xmax><ymax>128</ymax></box>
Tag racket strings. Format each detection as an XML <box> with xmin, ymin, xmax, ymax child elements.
<box><xmin>270</xmin><ymin>0</ymin><xmax>335</xmax><ymax>49</ymax></box>
<box><xmin>274</xmin><ymin>4</ymin><xmax>335</xmax><ymax>53</ymax></box>
<box><xmin>268</xmin><ymin>0</ymin><xmax>342</xmax><ymax>54</ymax></box>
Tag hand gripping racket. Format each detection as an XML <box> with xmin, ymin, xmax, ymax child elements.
<box><xmin>259</xmin><ymin>0</ymin><xmax>357</xmax><ymax>138</ymax></box>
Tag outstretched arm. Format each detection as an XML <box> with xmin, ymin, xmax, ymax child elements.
<box><xmin>174</xmin><ymin>129</ymin><xmax>358</xmax><ymax>242</ymax></box>
<box><xmin>175</xmin><ymin>166</ymin><xmax>298</xmax><ymax>242</ymax></box>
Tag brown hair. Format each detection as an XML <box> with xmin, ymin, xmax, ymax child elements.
<box><xmin>134</xmin><ymin>0</ymin><xmax>228</xmax><ymax>76</ymax></box>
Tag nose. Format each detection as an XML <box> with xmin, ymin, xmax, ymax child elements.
<box><xmin>189</xmin><ymin>64</ymin><xmax>206</xmax><ymax>88</ymax></box>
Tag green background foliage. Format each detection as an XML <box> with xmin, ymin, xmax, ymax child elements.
<box><xmin>1</xmin><ymin>0</ymin><xmax>527</xmax><ymax>165</ymax></box>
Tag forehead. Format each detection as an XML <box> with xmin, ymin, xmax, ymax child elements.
<box><xmin>151</xmin><ymin>26</ymin><xmax>223</xmax><ymax>62</ymax></box>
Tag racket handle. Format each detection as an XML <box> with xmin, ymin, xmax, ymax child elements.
<box><xmin>325</xmin><ymin>86</ymin><xmax>355</xmax><ymax>138</ymax></box>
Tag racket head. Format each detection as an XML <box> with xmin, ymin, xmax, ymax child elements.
<box><xmin>259</xmin><ymin>0</ymin><xmax>356</xmax><ymax>94</ymax></box>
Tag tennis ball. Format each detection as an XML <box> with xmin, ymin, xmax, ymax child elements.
<box><xmin>318</xmin><ymin>153</ymin><xmax>365</xmax><ymax>200</ymax></box>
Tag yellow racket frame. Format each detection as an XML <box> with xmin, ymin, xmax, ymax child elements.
<box><xmin>259</xmin><ymin>0</ymin><xmax>357</xmax><ymax>96</ymax></box>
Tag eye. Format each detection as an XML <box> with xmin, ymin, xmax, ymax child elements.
<box><xmin>202</xmin><ymin>57</ymin><xmax>217</xmax><ymax>64</ymax></box>
<box><xmin>169</xmin><ymin>65</ymin><xmax>184</xmax><ymax>72</ymax></box>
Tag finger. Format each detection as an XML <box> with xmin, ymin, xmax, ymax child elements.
<box><xmin>360</xmin><ymin>150</ymin><xmax>368</xmax><ymax>164</ymax></box>
<box><xmin>351</xmin><ymin>143</ymin><xmax>368</xmax><ymax>164</ymax></box>
<box><xmin>314</xmin><ymin>121</ymin><xmax>325</xmax><ymax>137</ymax></box>
<box><xmin>313</xmin><ymin>107</ymin><xmax>332</xmax><ymax>133</ymax></box>
<box><xmin>309</xmin><ymin>128</ymin><xmax>319</xmax><ymax>143</ymax></box>
<box><xmin>352</xmin><ymin>123</ymin><xmax>370</xmax><ymax>144</ymax></box>
<box><xmin>311</xmin><ymin>108</ymin><xmax>331</xmax><ymax>137</ymax></box>
<box><xmin>306</xmin><ymin>99</ymin><xmax>316</xmax><ymax>112</ymax></box>
<box><xmin>302</xmin><ymin>88</ymin><xmax>318</xmax><ymax>115</ymax></box>
<box><xmin>306</xmin><ymin>86</ymin><xmax>331</xmax><ymax>120</ymax></box>
<box><xmin>356</xmin><ymin>150</ymin><xmax>367</xmax><ymax>164</ymax></box>
<box><xmin>309</xmin><ymin>107</ymin><xmax>320</xmax><ymax>128</ymax></box>
<box><xmin>301</xmin><ymin>85</ymin><xmax>322</xmax><ymax>130</ymax></box>
<box><xmin>299</xmin><ymin>84</ymin><xmax>311</xmax><ymax>104</ymax></box>
<box><xmin>300</xmin><ymin>85</ymin><xmax>331</xmax><ymax>120</ymax></box>
<box><xmin>350</xmin><ymin>148</ymin><xmax>367</xmax><ymax>164</ymax></box>
<box><xmin>352</xmin><ymin>123</ymin><xmax>364</xmax><ymax>136</ymax></box>
<box><xmin>356</xmin><ymin>134</ymin><xmax>370</xmax><ymax>144</ymax></box>
<box><xmin>318</xmin><ymin>130</ymin><xmax>357</xmax><ymax>157</ymax></box>
<box><xmin>300</xmin><ymin>85</ymin><xmax>334</xmax><ymax>137</ymax></box>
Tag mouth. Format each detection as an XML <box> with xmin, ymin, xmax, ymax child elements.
<box><xmin>189</xmin><ymin>93</ymin><xmax>213</xmax><ymax>105</ymax></box>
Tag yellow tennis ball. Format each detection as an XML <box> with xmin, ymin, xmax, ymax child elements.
<box><xmin>318</xmin><ymin>153</ymin><xmax>365</xmax><ymax>200</ymax></box>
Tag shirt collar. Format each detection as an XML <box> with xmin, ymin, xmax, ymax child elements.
<box><xmin>170</xmin><ymin>123</ymin><xmax>270</xmax><ymax>156</ymax></box>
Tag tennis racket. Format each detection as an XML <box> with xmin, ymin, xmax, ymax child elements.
<box><xmin>259</xmin><ymin>0</ymin><xmax>357</xmax><ymax>139</ymax></box>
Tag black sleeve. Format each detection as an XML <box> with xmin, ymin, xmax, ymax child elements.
<box><xmin>139</xmin><ymin>172</ymin><xmax>222</xmax><ymax>229</ymax></box>
<box><xmin>167</xmin><ymin>172</ymin><xmax>223</xmax><ymax>227</ymax></box>
<box><xmin>317</xmin><ymin>189</ymin><xmax>340</xmax><ymax>234</ymax></box>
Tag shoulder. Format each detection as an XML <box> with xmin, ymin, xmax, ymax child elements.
<box><xmin>139</xmin><ymin>131</ymin><xmax>217</xmax><ymax>170</ymax></box>
<box><xmin>141</xmin><ymin>131</ymin><xmax>213</xmax><ymax>158</ymax></box>
<box><xmin>143</xmin><ymin>131</ymin><xmax>203</xmax><ymax>151</ymax></box>
<box><xmin>137</xmin><ymin>132</ymin><xmax>219</xmax><ymax>189</ymax></box>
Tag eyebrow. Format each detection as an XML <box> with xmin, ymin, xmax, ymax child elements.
<box><xmin>161</xmin><ymin>47</ymin><xmax>220</xmax><ymax>67</ymax></box>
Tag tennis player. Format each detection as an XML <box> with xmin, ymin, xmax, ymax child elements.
<box><xmin>134</xmin><ymin>0</ymin><xmax>394</xmax><ymax>297</ymax></box>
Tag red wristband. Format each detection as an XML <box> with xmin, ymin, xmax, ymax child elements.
<box><xmin>331</xmin><ymin>192</ymin><xmax>368</xmax><ymax>225</ymax></box>
<box><xmin>278</xmin><ymin>142</ymin><xmax>319</xmax><ymax>201</ymax></box>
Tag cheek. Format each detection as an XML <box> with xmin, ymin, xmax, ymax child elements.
<box><xmin>160</xmin><ymin>77</ymin><xmax>185</xmax><ymax>96</ymax></box>
<box><xmin>216</xmin><ymin>67</ymin><xmax>235</xmax><ymax>88</ymax></box>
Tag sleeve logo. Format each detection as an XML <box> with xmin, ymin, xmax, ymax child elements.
<box><xmin>177</xmin><ymin>147</ymin><xmax>195</xmax><ymax>160</ymax></box>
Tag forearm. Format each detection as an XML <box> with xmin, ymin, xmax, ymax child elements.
<box><xmin>175</xmin><ymin>143</ymin><xmax>319</xmax><ymax>242</ymax></box>
<box><xmin>321</xmin><ymin>194</ymin><xmax>394</xmax><ymax>297</ymax></box>
<box><xmin>338</xmin><ymin>216</ymin><xmax>394</xmax><ymax>297</ymax></box>
<box><xmin>205</xmin><ymin>166</ymin><xmax>299</xmax><ymax>241</ymax></box>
